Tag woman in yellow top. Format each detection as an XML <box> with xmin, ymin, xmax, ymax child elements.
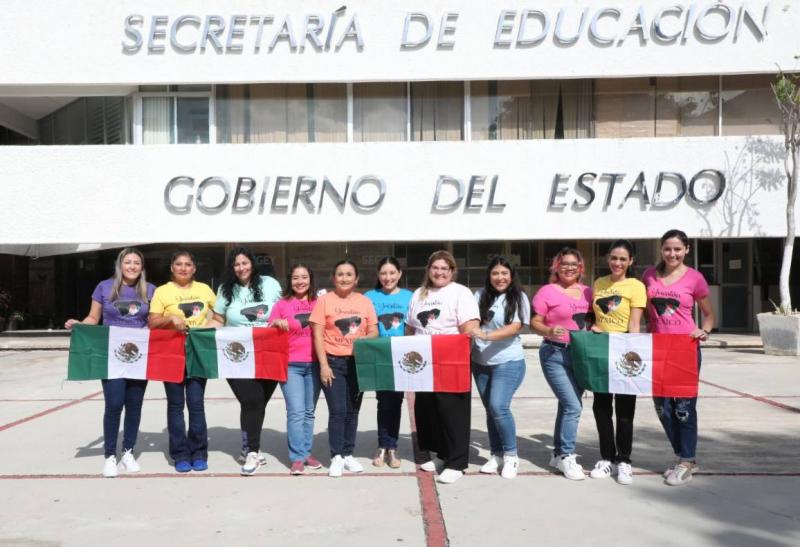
<box><xmin>588</xmin><ymin>239</ymin><xmax>646</xmax><ymax>486</ymax></box>
<box><xmin>148</xmin><ymin>249</ymin><xmax>216</xmax><ymax>473</ymax></box>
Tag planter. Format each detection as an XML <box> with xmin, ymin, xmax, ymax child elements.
<box><xmin>757</xmin><ymin>312</ymin><xmax>800</xmax><ymax>356</ymax></box>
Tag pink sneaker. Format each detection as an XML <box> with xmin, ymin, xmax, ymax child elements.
<box><xmin>305</xmin><ymin>455</ymin><xmax>322</xmax><ymax>469</ymax></box>
<box><xmin>290</xmin><ymin>461</ymin><xmax>306</xmax><ymax>475</ymax></box>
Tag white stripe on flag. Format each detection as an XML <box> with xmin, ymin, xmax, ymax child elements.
<box><xmin>390</xmin><ymin>335</ymin><xmax>434</xmax><ymax>392</ymax></box>
<box><xmin>107</xmin><ymin>327</ymin><xmax>150</xmax><ymax>380</ymax></box>
<box><xmin>215</xmin><ymin>327</ymin><xmax>256</xmax><ymax>378</ymax></box>
<box><xmin>608</xmin><ymin>333</ymin><xmax>653</xmax><ymax>395</ymax></box>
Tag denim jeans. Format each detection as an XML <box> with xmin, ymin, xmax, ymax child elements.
<box><xmin>472</xmin><ymin>359</ymin><xmax>526</xmax><ymax>456</ymax></box>
<box><xmin>163</xmin><ymin>376</ymin><xmax>208</xmax><ymax>463</ymax></box>
<box><xmin>102</xmin><ymin>378</ymin><xmax>147</xmax><ymax>458</ymax></box>
<box><xmin>376</xmin><ymin>391</ymin><xmax>404</xmax><ymax>449</ymax></box>
<box><xmin>653</xmin><ymin>347</ymin><xmax>702</xmax><ymax>461</ymax></box>
<box><xmin>320</xmin><ymin>355</ymin><xmax>363</xmax><ymax>458</ymax></box>
<box><xmin>280</xmin><ymin>362</ymin><xmax>322</xmax><ymax>462</ymax></box>
<box><xmin>539</xmin><ymin>343</ymin><xmax>583</xmax><ymax>456</ymax></box>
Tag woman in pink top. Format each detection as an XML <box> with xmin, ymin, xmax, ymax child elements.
<box><xmin>530</xmin><ymin>247</ymin><xmax>593</xmax><ymax>481</ymax></box>
<box><xmin>269</xmin><ymin>264</ymin><xmax>323</xmax><ymax>476</ymax></box>
<box><xmin>643</xmin><ymin>229</ymin><xmax>715</xmax><ymax>487</ymax></box>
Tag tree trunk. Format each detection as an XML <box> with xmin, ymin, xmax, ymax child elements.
<box><xmin>780</xmin><ymin>143</ymin><xmax>798</xmax><ymax>313</ymax></box>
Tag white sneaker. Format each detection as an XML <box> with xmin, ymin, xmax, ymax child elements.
<box><xmin>616</xmin><ymin>462</ymin><xmax>633</xmax><ymax>485</ymax></box>
<box><xmin>548</xmin><ymin>454</ymin><xmax>561</xmax><ymax>469</ymax></box>
<box><xmin>329</xmin><ymin>455</ymin><xmax>344</xmax><ymax>478</ymax></box>
<box><xmin>665</xmin><ymin>462</ymin><xmax>695</xmax><ymax>486</ymax></box>
<box><xmin>119</xmin><ymin>449</ymin><xmax>140</xmax><ymax>473</ymax></box>
<box><xmin>555</xmin><ymin>454</ymin><xmax>585</xmax><ymax>481</ymax></box>
<box><xmin>420</xmin><ymin>460</ymin><xmax>437</xmax><ymax>472</ymax></box>
<box><xmin>238</xmin><ymin>450</ymin><xmax>267</xmax><ymax>466</ymax></box>
<box><xmin>343</xmin><ymin>455</ymin><xmax>364</xmax><ymax>473</ymax></box>
<box><xmin>102</xmin><ymin>455</ymin><xmax>118</xmax><ymax>478</ymax></box>
<box><xmin>436</xmin><ymin>468</ymin><xmax>463</xmax><ymax>484</ymax></box>
<box><xmin>663</xmin><ymin>455</ymin><xmax>681</xmax><ymax>478</ymax></box>
<box><xmin>589</xmin><ymin>459</ymin><xmax>613</xmax><ymax>479</ymax></box>
<box><xmin>241</xmin><ymin>452</ymin><xmax>262</xmax><ymax>476</ymax></box>
<box><xmin>501</xmin><ymin>455</ymin><xmax>519</xmax><ymax>479</ymax></box>
<box><xmin>480</xmin><ymin>455</ymin><xmax>503</xmax><ymax>474</ymax></box>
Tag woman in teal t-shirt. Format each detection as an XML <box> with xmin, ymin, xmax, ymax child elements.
<box><xmin>208</xmin><ymin>247</ymin><xmax>282</xmax><ymax>476</ymax></box>
<box><xmin>364</xmin><ymin>256</ymin><xmax>413</xmax><ymax>469</ymax></box>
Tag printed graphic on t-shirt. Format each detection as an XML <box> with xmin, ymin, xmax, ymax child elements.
<box><xmin>334</xmin><ymin>316</ymin><xmax>362</xmax><ymax>336</ymax></box>
<box><xmin>417</xmin><ymin>308</ymin><xmax>441</xmax><ymax>327</ymax></box>
<box><xmin>294</xmin><ymin>313</ymin><xmax>311</xmax><ymax>328</ymax></box>
<box><xmin>378</xmin><ymin>313</ymin><xmax>405</xmax><ymax>331</ymax></box>
<box><xmin>651</xmin><ymin>297</ymin><xmax>680</xmax><ymax>316</ymax></box>
<box><xmin>240</xmin><ymin>304</ymin><xmax>269</xmax><ymax>322</ymax></box>
<box><xmin>178</xmin><ymin>301</ymin><xmax>205</xmax><ymax>318</ymax></box>
<box><xmin>114</xmin><ymin>300</ymin><xmax>143</xmax><ymax>317</ymax></box>
<box><xmin>596</xmin><ymin>295</ymin><xmax>622</xmax><ymax>314</ymax></box>
<box><xmin>486</xmin><ymin>310</ymin><xmax>495</xmax><ymax>322</ymax></box>
<box><xmin>572</xmin><ymin>312</ymin><xmax>588</xmax><ymax>329</ymax></box>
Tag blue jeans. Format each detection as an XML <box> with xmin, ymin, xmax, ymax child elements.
<box><xmin>472</xmin><ymin>359</ymin><xmax>526</xmax><ymax>456</ymax></box>
<box><xmin>653</xmin><ymin>347</ymin><xmax>702</xmax><ymax>461</ymax></box>
<box><xmin>280</xmin><ymin>362</ymin><xmax>322</xmax><ymax>462</ymax></box>
<box><xmin>102</xmin><ymin>378</ymin><xmax>147</xmax><ymax>458</ymax></box>
<box><xmin>376</xmin><ymin>391</ymin><xmax>404</xmax><ymax>449</ymax></box>
<box><xmin>320</xmin><ymin>355</ymin><xmax>363</xmax><ymax>458</ymax></box>
<box><xmin>164</xmin><ymin>376</ymin><xmax>208</xmax><ymax>463</ymax></box>
<box><xmin>539</xmin><ymin>343</ymin><xmax>583</xmax><ymax>456</ymax></box>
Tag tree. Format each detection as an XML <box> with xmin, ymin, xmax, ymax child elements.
<box><xmin>772</xmin><ymin>72</ymin><xmax>800</xmax><ymax>314</ymax></box>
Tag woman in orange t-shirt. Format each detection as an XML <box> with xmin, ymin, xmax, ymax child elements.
<box><xmin>309</xmin><ymin>260</ymin><xmax>378</xmax><ymax>478</ymax></box>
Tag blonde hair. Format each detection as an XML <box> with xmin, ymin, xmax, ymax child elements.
<box><xmin>110</xmin><ymin>248</ymin><xmax>149</xmax><ymax>302</ymax></box>
<box><xmin>419</xmin><ymin>250</ymin><xmax>458</xmax><ymax>300</ymax></box>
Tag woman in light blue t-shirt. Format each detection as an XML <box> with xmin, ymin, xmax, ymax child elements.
<box><xmin>364</xmin><ymin>256</ymin><xmax>413</xmax><ymax>469</ymax></box>
<box><xmin>209</xmin><ymin>247</ymin><xmax>282</xmax><ymax>476</ymax></box>
<box><xmin>472</xmin><ymin>256</ymin><xmax>530</xmax><ymax>480</ymax></box>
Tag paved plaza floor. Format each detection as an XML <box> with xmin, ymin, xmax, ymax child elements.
<box><xmin>0</xmin><ymin>346</ymin><xmax>798</xmax><ymax>546</ymax></box>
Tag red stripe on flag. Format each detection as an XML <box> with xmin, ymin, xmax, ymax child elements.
<box><xmin>146</xmin><ymin>330</ymin><xmax>186</xmax><ymax>383</ymax></box>
<box><xmin>253</xmin><ymin>327</ymin><xmax>289</xmax><ymax>382</ymax></box>
<box><xmin>431</xmin><ymin>334</ymin><xmax>471</xmax><ymax>393</ymax></box>
<box><xmin>652</xmin><ymin>334</ymin><xmax>699</xmax><ymax>398</ymax></box>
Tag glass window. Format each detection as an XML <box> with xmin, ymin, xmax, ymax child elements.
<box><xmin>142</xmin><ymin>95</ymin><xmax>209</xmax><ymax>145</ymax></box>
<box><xmin>353</xmin><ymin>83</ymin><xmax>407</xmax><ymax>142</ymax></box>
<box><xmin>656</xmin><ymin>77</ymin><xmax>719</xmax><ymax>137</ymax></box>
<box><xmin>472</xmin><ymin>79</ymin><xmax>594</xmax><ymax>141</ymax></box>
<box><xmin>721</xmin><ymin>74</ymin><xmax>781</xmax><ymax>136</ymax></box>
<box><xmin>216</xmin><ymin>84</ymin><xmax>346</xmax><ymax>143</ymax></box>
<box><xmin>177</xmin><ymin>97</ymin><xmax>209</xmax><ymax>144</ymax></box>
<box><xmin>595</xmin><ymin>78</ymin><xmax>655</xmax><ymax>138</ymax></box>
<box><xmin>142</xmin><ymin>96</ymin><xmax>175</xmax><ymax>144</ymax></box>
<box><xmin>411</xmin><ymin>82</ymin><xmax>463</xmax><ymax>141</ymax></box>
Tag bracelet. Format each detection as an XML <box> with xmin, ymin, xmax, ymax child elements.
<box><xmin>701</xmin><ymin>329</ymin><xmax>710</xmax><ymax>336</ymax></box>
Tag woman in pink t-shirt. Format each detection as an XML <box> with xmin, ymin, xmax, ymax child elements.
<box><xmin>643</xmin><ymin>229</ymin><xmax>715</xmax><ymax>487</ymax></box>
<box><xmin>530</xmin><ymin>247</ymin><xmax>593</xmax><ymax>481</ymax></box>
<box><xmin>269</xmin><ymin>264</ymin><xmax>322</xmax><ymax>476</ymax></box>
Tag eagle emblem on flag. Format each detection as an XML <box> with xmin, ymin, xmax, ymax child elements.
<box><xmin>223</xmin><ymin>342</ymin><xmax>249</xmax><ymax>363</ymax></box>
<box><xmin>399</xmin><ymin>351</ymin><xmax>428</xmax><ymax>374</ymax></box>
<box><xmin>114</xmin><ymin>342</ymin><xmax>142</xmax><ymax>364</ymax></box>
<box><xmin>615</xmin><ymin>351</ymin><xmax>646</xmax><ymax>377</ymax></box>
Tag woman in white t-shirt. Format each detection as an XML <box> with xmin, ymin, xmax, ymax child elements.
<box><xmin>406</xmin><ymin>250</ymin><xmax>481</xmax><ymax>484</ymax></box>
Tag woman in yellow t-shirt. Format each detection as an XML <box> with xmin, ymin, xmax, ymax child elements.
<box><xmin>588</xmin><ymin>240</ymin><xmax>646</xmax><ymax>486</ymax></box>
<box><xmin>148</xmin><ymin>249</ymin><xmax>216</xmax><ymax>473</ymax></box>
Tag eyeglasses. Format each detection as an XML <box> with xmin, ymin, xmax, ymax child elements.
<box><xmin>559</xmin><ymin>262</ymin><xmax>580</xmax><ymax>270</ymax></box>
<box><xmin>430</xmin><ymin>266</ymin><xmax>452</xmax><ymax>273</ymax></box>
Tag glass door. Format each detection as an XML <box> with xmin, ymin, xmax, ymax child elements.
<box><xmin>719</xmin><ymin>240</ymin><xmax>752</xmax><ymax>331</ymax></box>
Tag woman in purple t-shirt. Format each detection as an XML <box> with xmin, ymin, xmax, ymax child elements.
<box><xmin>64</xmin><ymin>247</ymin><xmax>155</xmax><ymax>478</ymax></box>
<box><xmin>644</xmin><ymin>229</ymin><xmax>715</xmax><ymax>486</ymax></box>
<box><xmin>530</xmin><ymin>247</ymin><xmax>593</xmax><ymax>481</ymax></box>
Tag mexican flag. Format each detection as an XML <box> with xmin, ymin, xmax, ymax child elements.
<box><xmin>354</xmin><ymin>334</ymin><xmax>471</xmax><ymax>393</ymax></box>
<box><xmin>67</xmin><ymin>324</ymin><xmax>185</xmax><ymax>382</ymax></box>
<box><xmin>186</xmin><ymin>327</ymin><xmax>288</xmax><ymax>381</ymax></box>
<box><xmin>569</xmin><ymin>332</ymin><xmax>699</xmax><ymax>397</ymax></box>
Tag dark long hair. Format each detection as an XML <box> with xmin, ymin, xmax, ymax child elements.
<box><xmin>374</xmin><ymin>256</ymin><xmax>403</xmax><ymax>290</ymax></box>
<box><xmin>656</xmin><ymin>229</ymin><xmax>690</xmax><ymax>274</ymax></box>
<box><xmin>607</xmin><ymin>239</ymin><xmax>636</xmax><ymax>277</ymax></box>
<box><xmin>479</xmin><ymin>256</ymin><xmax>526</xmax><ymax>326</ymax></box>
<box><xmin>220</xmin><ymin>247</ymin><xmax>263</xmax><ymax>306</ymax></box>
<box><xmin>283</xmin><ymin>263</ymin><xmax>317</xmax><ymax>301</ymax></box>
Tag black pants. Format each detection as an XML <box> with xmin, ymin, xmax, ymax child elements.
<box><xmin>592</xmin><ymin>393</ymin><xmax>637</xmax><ymax>464</ymax></box>
<box><xmin>415</xmin><ymin>392</ymin><xmax>471</xmax><ymax>471</ymax></box>
<box><xmin>227</xmin><ymin>378</ymin><xmax>279</xmax><ymax>453</ymax></box>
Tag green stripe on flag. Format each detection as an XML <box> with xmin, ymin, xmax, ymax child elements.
<box><xmin>354</xmin><ymin>337</ymin><xmax>395</xmax><ymax>391</ymax></box>
<box><xmin>569</xmin><ymin>331</ymin><xmax>610</xmax><ymax>393</ymax></box>
<box><xmin>68</xmin><ymin>324</ymin><xmax>110</xmax><ymax>380</ymax></box>
<box><xmin>185</xmin><ymin>328</ymin><xmax>220</xmax><ymax>379</ymax></box>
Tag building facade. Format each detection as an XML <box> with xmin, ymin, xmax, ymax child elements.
<box><xmin>1</xmin><ymin>0</ymin><xmax>799</xmax><ymax>332</ymax></box>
